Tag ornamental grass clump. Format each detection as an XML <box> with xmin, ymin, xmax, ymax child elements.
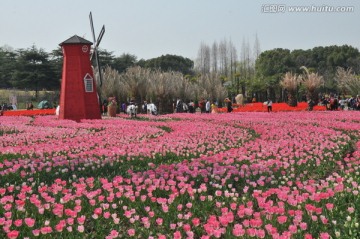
<box><xmin>280</xmin><ymin>72</ymin><xmax>302</xmax><ymax>107</ymax></box>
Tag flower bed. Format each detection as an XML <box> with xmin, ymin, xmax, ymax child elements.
<box><xmin>217</xmin><ymin>102</ymin><xmax>326</xmax><ymax>113</ymax></box>
<box><xmin>2</xmin><ymin>109</ymin><xmax>56</xmax><ymax>116</ymax></box>
<box><xmin>0</xmin><ymin>112</ymin><xmax>359</xmax><ymax>239</ymax></box>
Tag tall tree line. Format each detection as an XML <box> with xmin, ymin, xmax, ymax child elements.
<box><xmin>255</xmin><ymin>45</ymin><xmax>360</xmax><ymax>102</ymax></box>
<box><xmin>0</xmin><ymin>45</ymin><xmax>194</xmax><ymax>92</ymax></box>
<box><xmin>0</xmin><ymin>45</ymin><xmax>60</xmax><ymax>96</ymax></box>
<box><xmin>194</xmin><ymin>35</ymin><xmax>260</xmax><ymax>100</ymax></box>
<box><xmin>195</xmin><ymin>39</ymin><xmax>360</xmax><ymax>103</ymax></box>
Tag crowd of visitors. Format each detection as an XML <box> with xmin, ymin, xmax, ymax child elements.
<box><xmin>320</xmin><ymin>94</ymin><xmax>360</xmax><ymax>111</ymax></box>
<box><xmin>98</xmin><ymin>94</ymin><xmax>360</xmax><ymax>116</ymax></box>
<box><xmin>3</xmin><ymin>94</ymin><xmax>358</xmax><ymax>117</ymax></box>
<box><xmin>173</xmin><ymin>98</ymin><xmax>223</xmax><ymax>113</ymax></box>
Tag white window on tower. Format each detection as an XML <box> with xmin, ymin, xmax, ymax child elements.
<box><xmin>84</xmin><ymin>73</ymin><xmax>94</xmax><ymax>92</ymax></box>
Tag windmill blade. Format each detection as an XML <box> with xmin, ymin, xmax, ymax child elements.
<box><xmin>89</xmin><ymin>11</ymin><xmax>104</xmax><ymax>86</ymax></box>
<box><xmin>89</xmin><ymin>12</ymin><xmax>96</xmax><ymax>61</ymax></box>
<box><xmin>89</xmin><ymin>12</ymin><xmax>96</xmax><ymax>43</ymax></box>
<box><xmin>91</xmin><ymin>26</ymin><xmax>105</xmax><ymax>61</ymax></box>
<box><xmin>95</xmin><ymin>25</ymin><xmax>105</xmax><ymax>48</ymax></box>
<box><xmin>95</xmin><ymin>51</ymin><xmax>103</xmax><ymax>87</ymax></box>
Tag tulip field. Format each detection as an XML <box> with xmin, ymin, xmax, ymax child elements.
<box><xmin>0</xmin><ymin>111</ymin><xmax>360</xmax><ymax>239</ymax></box>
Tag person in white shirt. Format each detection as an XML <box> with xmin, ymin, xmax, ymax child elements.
<box><xmin>205</xmin><ymin>99</ymin><xmax>211</xmax><ymax>113</ymax></box>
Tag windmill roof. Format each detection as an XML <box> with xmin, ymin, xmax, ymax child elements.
<box><xmin>59</xmin><ymin>35</ymin><xmax>93</xmax><ymax>46</ymax></box>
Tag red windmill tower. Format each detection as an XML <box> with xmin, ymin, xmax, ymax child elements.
<box><xmin>58</xmin><ymin>12</ymin><xmax>105</xmax><ymax>121</ymax></box>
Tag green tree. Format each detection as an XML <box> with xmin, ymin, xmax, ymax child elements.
<box><xmin>49</xmin><ymin>47</ymin><xmax>63</xmax><ymax>83</ymax></box>
<box><xmin>310</xmin><ymin>45</ymin><xmax>360</xmax><ymax>93</ymax></box>
<box><xmin>291</xmin><ymin>49</ymin><xmax>313</xmax><ymax>73</ymax></box>
<box><xmin>144</xmin><ymin>54</ymin><xmax>194</xmax><ymax>75</ymax></box>
<box><xmin>11</xmin><ymin>45</ymin><xmax>58</xmax><ymax>98</ymax></box>
<box><xmin>112</xmin><ymin>53</ymin><xmax>137</xmax><ymax>73</ymax></box>
<box><xmin>257</xmin><ymin>45</ymin><xmax>360</xmax><ymax>99</ymax></box>
<box><xmin>95</xmin><ymin>49</ymin><xmax>116</xmax><ymax>70</ymax></box>
<box><xmin>0</xmin><ymin>46</ymin><xmax>17</xmax><ymax>88</ymax></box>
<box><xmin>255</xmin><ymin>48</ymin><xmax>295</xmax><ymax>101</ymax></box>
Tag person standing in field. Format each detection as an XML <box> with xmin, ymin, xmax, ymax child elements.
<box><xmin>267</xmin><ymin>99</ymin><xmax>273</xmax><ymax>112</ymax></box>
<box><xmin>121</xmin><ymin>102</ymin><xmax>126</xmax><ymax>114</ymax></box>
<box><xmin>225</xmin><ymin>98</ymin><xmax>233</xmax><ymax>113</ymax></box>
<box><xmin>188</xmin><ymin>100</ymin><xmax>195</xmax><ymax>113</ymax></box>
<box><xmin>175</xmin><ymin>98</ymin><xmax>183</xmax><ymax>113</ymax></box>
<box><xmin>27</xmin><ymin>102</ymin><xmax>34</xmax><ymax>110</ymax></box>
<box><xmin>205</xmin><ymin>99</ymin><xmax>210</xmax><ymax>113</ymax></box>
<box><xmin>143</xmin><ymin>100</ymin><xmax>148</xmax><ymax>114</ymax></box>
<box><xmin>198</xmin><ymin>98</ymin><xmax>205</xmax><ymax>113</ymax></box>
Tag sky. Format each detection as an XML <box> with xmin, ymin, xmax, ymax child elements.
<box><xmin>1</xmin><ymin>0</ymin><xmax>359</xmax><ymax>61</ymax></box>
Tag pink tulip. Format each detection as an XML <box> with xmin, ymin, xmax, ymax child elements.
<box><xmin>103</xmin><ymin>211</ymin><xmax>111</xmax><ymax>219</ymax></box>
<box><xmin>192</xmin><ymin>217</ymin><xmax>200</xmax><ymax>227</ymax></box>
<box><xmin>7</xmin><ymin>230</ymin><xmax>19</xmax><ymax>239</ymax></box>
<box><xmin>183</xmin><ymin>223</ymin><xmax>191</xmax><ymax>232</ymax></box>
<box><xmin>24</xmin><ymin>218</ymin><xmax>35</xmax><ymax>227</ymax></box>
<box><xmin>319</xmin><ymin>232</ymin><xmax>330</xmax><ymax>239</ymax></box>
<box><xmin>32</xmin><ymin>229</ymin><xmax>40</xmax><ymax>236</ymax></box>
<box><xmin>277</xmin><ymin>215</ymin><xmax>287</xmax><ymax>224</ymax></box>
<box><xmin>173</xmin><ymin>231</ymin><xmax>182</xmax><ymax>239</ymax></box>
<box><xmin>67</xmin><ymin>218</ymin><xmax>74</xmax><ymax>225</ymax></box>
<box><xmin>106</xmin><ymin>230</ymin><xmax>118</xmax><ymax>238</ymax></box>
<box><xmin>77</xmin><ymin>215</ymin><xmax>86</xmax><ymax>225</ymax></box>
<box><xmin>232</xmin><ymin>224</ymin><xmax>245</xmax><ymax>236</ymax></box>
<box><xmin>4</xmin><ymin>212</ymin><xmax>12</xmax><ymax>219</ymax></box>
<box><xmin>325</xmin><ymin>203</ymin><xmax>334</xmax><ymax>211</ymax></box>
<box><xmin>13</xmin><ymin>219</ymin><xmax>22</xmax><ymax>227</ymax></box>
<box><xmin>347</xmin><ymin>207</ymin><xmax>355</xmax><ymax>213</ymax></box>
<box><xmin>247</xmin><ymin>228</ymin><xmax>256</xmax><ymax>237</ymax></box>
<box><xmin>55</xmin><ymin>222</ymin><xmax>65</xmax><ymax>232</ymax></box>
<box><xmin>299</xmin><ymin>222</ymin><xmax>307</xmax><ymax>230</ymax></box>
<box><xmin>77</xmin><ymin>225</ymin><xmax>84</xmax><ymax>233</ymax></box>
<box><xmin>156</xmin><ymin>217</ymin><xmax>163</xmax><ymax>225</ymax></box>
<box><xmin>40</xmin><ymin>226</ymin><xmax>52</xmax><ymax>234</ymax></box>
<box><xmin>128</xmin><ymin>228</ymin><xmax>135</xmax><ymax>236</ymax></box>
